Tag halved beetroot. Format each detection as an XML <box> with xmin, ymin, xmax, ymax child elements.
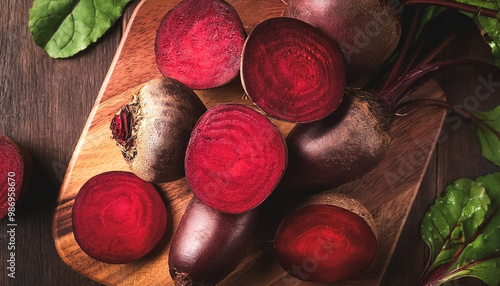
<box><xmin>72</xmin><ymin>171</ymin><xmax>167</xmax><ymax>264</ymax></box>
<box><xmin>274</xmin><ymin>192</ymin><xmax>377</xmax><ymax>283</ymax></box>
<box><xmin>155</xmin><ymin>0</ymin><xmax>246</xmax><ymax>90</ymax></box>
<box><xmin>184</xmin><ymin>104</ymin><xmax>287</xmax><ymax>214</ymax></box>
<box><xmin>0</xmin><ymin>135</ymin><xmax>31</xmax><ymax>219</ymax></box>
<box><xmin>241</xmin><ymin>17</ymin><xmax>346</xmax><ymax>123</ymax></box>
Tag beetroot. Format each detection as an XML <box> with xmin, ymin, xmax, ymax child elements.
<box><xmin>278</xmin><ymin>88</ymin><xmax>391</xmax><ymax>193</ymax></box>
<box><xmin>168</xmin><ymin>196</ymin><xmax>257</xmax><ymax>285</ymax></box>
<box><xmin>72</xmin><ymin>171</ymin><xmax>167</xmax><ymax>264</ymax></box>
<box><xmin>184</xmin><ymin>103</ymin><xmax>287</xmax><ymax>214</ymax></box>
<box><xmin>0</xmin><ymin>135</ymin><xmax>31</xmax><ymax>219</ymax></box>
<box><xmin>155</xmin><ymin>0</ymin><xmax>246</xmax><ymax>90</ymax></box>
<box><xmin>240</xmin><ymin>17</ymin><xmax>346</xmax><ymax>123</ymax></box>
<box><xmin>274</xmin><ymin>192</ymin><xmax>377</xmax><ymax>283</ymax></box>
<box><xmin>110</xmin><ymin>77</ymin><xmax>206</xmax><ymax>184</ymax></box>
<box><xmin>282</xmin><ymin>0</ymin><xmax>401</xmax><ymax>81</ymax></box>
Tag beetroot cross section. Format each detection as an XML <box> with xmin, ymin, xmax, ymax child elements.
<box><xmin>274</xmin><ymin>204</ymin><xmax>377</xmax><ymax>283</ymax></box>
<box><xmin>0</xmin><ymin>135</ymin><xmax>28</xmax><ymax>219</ymax></box>
<box><xmin>72</xmin><ymin>171</ymin><xmax>167</xmax><ymax>264</ymax></box>
<box><xmin>155</xmin><ymin>0</ymin><xmax>246</xmax><ymax>90</ymax></box>
<box><xmin>185</xmin><ymin>104</ymin><xmax>287</xmax><ymax>214</ymax></box>
<box><xmin>241</xmin><ymin>17</ymin><xmax>346</xmax><ymax>123</ymax></box>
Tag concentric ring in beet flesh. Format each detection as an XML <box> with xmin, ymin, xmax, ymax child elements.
<box><xmin>155</xmin><ymin>0</ymin><xmax>245</xmax><ymax>90</ymax></box>
<box><xmin>241</xmin><ymin>17</ymin><xmax>346</xmax><ymax>123</ymax></box>
<box><xmin>185</xmin><ymin>104</ymin><xmax>287</xmax><ymax>214</ymax></box>
<box><xmin>72</xmin><ymin>171</ymin><xmax>167</xmax><ymax>264</ymax></box>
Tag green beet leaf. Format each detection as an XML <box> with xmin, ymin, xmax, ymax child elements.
<box><xmin>420</xmin><ymin>172</ymin><xmax>500</xmax><ymax>286</ymax></box>
<box><xmin>420</xmin><ymin>178</ymin><xmax>490</xmax><ymax>271</ymax></box>
<box><xmin>29</xmin><ymin>0</ymin><xmax>131</xmax><ymax>58</ymax></box>
<box><xmin>472</xmin><ymin>105</ymin><xmax>500</xmax><ymax>166</ymax></box>
<box><xmin>454</xmin><ymin>0</ymin><xmax>500</xmax><ymax>65</ymax></box>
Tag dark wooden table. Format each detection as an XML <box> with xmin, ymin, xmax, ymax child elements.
<box><xmin>1</xmin><ymin>1</ymin><xmax>498</xmax><ymax>285</ymax></box>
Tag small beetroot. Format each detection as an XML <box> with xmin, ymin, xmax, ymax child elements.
<box><xmin>72</xmin><ymin>171</ymin><xmax>167</xmax><ymax>264</ymax></box>
<box><xmin>241</xmin><ymin>17</ymin><xmax>346</xmax><ymax>123</ymax></box>
<box><xmin>168</xmin><ymin>196</ymin><xmax>257</xmax><ymax>285</ymax></box>
<box><xmin>184</xmin><ymin>104</ymin><xmax>287</xmax><ymax>214</ymax></box>
<box><xmin>155</xmin><ymin>0</ymin><xmax>246</xmax><ymax>90</ymax></box>
<box><xmin>274</xmin><ymin>192</ymin><xmax>377</xmax><ymax>283</ymax></box>
<box><xmin>0</xmin><ymin>135</ymin><xmax>31</xmax><ymax>219</ymax></box>
<box><xmin>110</xmin><ymin>77</ymin><xmax>206</xmax><ymax>184</ymax></box>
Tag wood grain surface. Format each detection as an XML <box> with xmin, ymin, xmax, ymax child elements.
<box><xmin>1</xmin><ymin>0</ymin><xmax>497</xmax><ymax>285</ymax></box>
<box><xmin>50</xmin><ymin>0</ymin><xmax>447</xmax><ymax>285</ymax></box>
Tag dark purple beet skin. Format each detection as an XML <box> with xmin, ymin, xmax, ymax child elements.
<box><xmin>277</xmin><ymin>88</ymin><xmax>391</xmax><ymax>194</ymax></box>
<box><xmin>168</xmin><ymin>196</ymin><xmax>257</xmax><ymax>286</ymax></box>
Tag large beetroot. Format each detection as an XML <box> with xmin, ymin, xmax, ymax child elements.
<box><xmin>155</xmin><ymin>0</ymin><xmax>246</xmax><ymax>90</ymax></box>
<box><xmin>110</xmin><ymin>77</ymin><xmax>206</xmax><ymax>184</ymax></box>
<box><xmin>282</xmin><ymin>0</ymin><xmax>401</xmax><ymax>81</ymax></box>
<box><xmin>0</xmin><ymin>135</ymin><xmax>31</xmax><ymax>219</ymax></box>
<box><xmin>240</xmin><ymin>17</ymin><xmax>346</xmax><ymax>123</ymax></box>
<box><xmin>184</xmin><ymin>103</ymin><xmax>287</xmax><ymax>214</ymax></box>
<box><xmin>72</xmin><ymin>171</ymin><xmax>167</xmax><ymax>264</ymax></box>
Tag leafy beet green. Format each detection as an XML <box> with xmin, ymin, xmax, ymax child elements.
<box><xmin>406</xmin><ymin>0</ymin><xmax>500</xmax><ymax>65</ymax></box>
<box><xmin>472</xmin><ymin>106</ymin><xmax>500</xmax><ymax>166</ymax></box>
<box><xmin>420</xmin><ymin>172</ymin><xmax>500</xmax><ymax>286</ymax></box>
<box><xmin>29</xmin><ymin>0</ymin><xmax>131</xmax><ymax>58</ymax></box>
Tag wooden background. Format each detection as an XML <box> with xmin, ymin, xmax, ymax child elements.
<box><xmin>1</xmin><ymin>0</ymin><xmax>498</xmax><ymax>285</ymax></box>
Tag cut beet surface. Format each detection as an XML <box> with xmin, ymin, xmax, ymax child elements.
<box><xmin>0</xmin><ymin>135</ymin><xmax>31</xmax><ymax>219</ymax></box>
<box><xmin>72</xmin><ymin>171</ymin><xmax>167</xmax><ymax>264</ymax></box>
<box><xmin>274</xmin><ymin>193</ymin><xmax>377</xmax><ymax>283</ymax></box>
<box><xmin>185</xmin><ymin>104</ymin><xmax>287</xmax><ymax>214</ymax></box>
<box><xmin>155</xmin><ymin>0</ymin><xmax>246</xmax><ymax>90</ymax></box>
<box><xmin>241</xmin><ymin>17</ymin><xmax>346</xmax><ymax>123</ymax></box>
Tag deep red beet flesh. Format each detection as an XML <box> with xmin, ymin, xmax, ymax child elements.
<box><xmin>241</xmin><ymin>17</ymin><xmax>346</xmax><ymax>123</ymax></box>
<box><xmin>184</xmin><ymin>104</ymin><xmax>287</xmax><ymax>214</ymax></box>
<box><xmin>72</xmin><ymin>171</ymin><xmax>167</xmax><ymax>264</ymax></box>
<box><xmin>274</xmin><ymin>202</ymin><xmax>377</xmax><ymax>282</ymax></box>
<box><xmin>155</xmin><ymin>0</ymin><xmax>246</xmax><ymax>90</ymax></box>
<box><xmin>0</xmin><ymin>135</ymin><xmax>31</xmax><ymax>219</ymax></box>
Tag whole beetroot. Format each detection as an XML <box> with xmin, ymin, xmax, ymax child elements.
<box><xmin>168</xmin><ymin>196</ymin><xmax>257</xmax><ymax>285</ymax></box>
<box><xmin>110</xmin><ymin>77</ymin><xmax>206</xmax><ymax>183</ymax></box>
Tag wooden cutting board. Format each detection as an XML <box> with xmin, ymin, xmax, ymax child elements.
<box><xmin>52</xmin><ymin>0</ymin><xmax>447</xmax><ymax>285</ymax></box>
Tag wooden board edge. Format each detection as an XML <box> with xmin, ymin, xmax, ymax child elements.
<box><xmin>51</xmin><ymin>0</ymin><xmax>149</xmax><ymax>270</ymax></box>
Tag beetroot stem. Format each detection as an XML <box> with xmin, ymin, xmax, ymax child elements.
<box><xmin>405</xmin><ymin>0</ymin><xmax>499</xmax><ymax>18</ymax></box>
<box><xmin>380</xmin><ymin>7</ymin><xmax>424</xmax><ymax>91</ymax></box>
<box><xmin>396</xmin><ymin>99</ymin><xmax>500</xmax><ymax>140</ymax></box>
<box><xmin>379</xmin><ymin>59</ymin><xmax>500</xmax><ymax>111</ymax></box>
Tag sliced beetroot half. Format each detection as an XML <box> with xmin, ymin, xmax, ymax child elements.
<box><xmin>274</xmin><ymin>192</ymin><xmax>377</xmax><ymax>283</ymax></box>
<box><xmin>241</xmin><ymin>17</ymin><xmax>346</xmax><ymax>123</ymax></box>
<box><xmin>155</xmin><ymin>0</ymin><xmax>246</xmax><ymax>90</ymax></box>
<box><xmin>0</xmin><ymin>135</ymin><xmax>31</xmax><ymax>219</ymax></box>
<box><xmin>72</xmin><ymin>171</ymin><xmax>167</xmax><ymax>264</ymax></box>
<box><xmin>185</xmin><ymin>104</ymin><xmax>287</xmax><ymax>214</ymax></box>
